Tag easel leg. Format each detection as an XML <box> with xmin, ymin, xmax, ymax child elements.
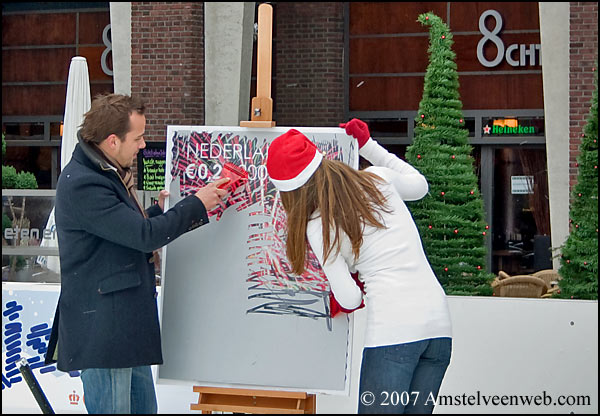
<box><xmin>305</xmin><ymin>394</ymin><xmax>316</xmax><ymax>414</ymax></box>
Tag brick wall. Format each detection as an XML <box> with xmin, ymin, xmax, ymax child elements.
<box><xmin>274</xmin><ymin>2</ymin><xmax>345</xmax><ymax>127</ymax></box>
<box><xmin>131</xmin><ymin>2</ymin><xmax>204</xmax><ymax>143</ymax></box>
<box><xmin>569</xmin><ymin>2</ymin><xmax>598</xmax><ymax>193</ymax></box>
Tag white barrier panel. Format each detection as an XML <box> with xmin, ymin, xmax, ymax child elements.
<box><xmin>3</xmin><ymin>285</ymin><xmax>598</xmax><ymax>413</ymax></box>
<box><xmin>317</xmin><ymin>296</ymin><xmax>598</xmax><ymax>414</ymax></box>
<box><xmin>2</xmin><ymin>283</ymin><xmax>86</xmax><ymax>414</ymax></box>
<box><xmin>1</xmin><ymin>283</ymin><xmax>198</xmax><ymax>414</ymax></box>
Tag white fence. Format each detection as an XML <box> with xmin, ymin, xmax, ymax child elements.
<box><xmin>2</xmin><ymin>284</ymin><xmax>598</xmax><ymax>414</ymax></box>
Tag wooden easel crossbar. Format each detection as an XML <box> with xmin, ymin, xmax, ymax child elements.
<box><xmin>190</xmin><ymin>387</ymin><xmax>316</xmax><ymax>414</ymax></box>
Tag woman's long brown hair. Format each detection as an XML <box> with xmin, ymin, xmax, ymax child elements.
<box><xmin>280</xmin><ymin>158</ymin><xmax>391</xmax><ymax>275</ymax></box>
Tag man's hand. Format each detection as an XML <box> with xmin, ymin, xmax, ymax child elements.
<box><xmin>194</xmin><ymin>178</ymin><xmax>230</xmax><ymax>210</ymax></box>
<box><xmin>157</xmin><ymin>190</ymin><xmax>169</xmax><ymax>211</ymax></box>
<box><xmin>339</xmin><ymin>118</ymin><xmax>370</xmax><ymax>149</ymax></box>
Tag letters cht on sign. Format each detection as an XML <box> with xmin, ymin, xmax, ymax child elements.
<box><xmin>477</xmin><ymin>10</ymin><xmax>542</xmax><ymax>68</ymax></box>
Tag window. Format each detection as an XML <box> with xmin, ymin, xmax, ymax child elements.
<box><xmin>2</xmin><ymin>3</ymin><xmax>112</xmax><ymax>189</ymax></box>
<box><xmin>2</xmin><ymin>190</ymin><xmax>60</xmax><ymax>283</ymax></box>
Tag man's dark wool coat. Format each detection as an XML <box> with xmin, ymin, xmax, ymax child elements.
<box><xmin>45</xmin><ymin>137</ymin><xmax>208</xmax><ymax>371</ymax></box>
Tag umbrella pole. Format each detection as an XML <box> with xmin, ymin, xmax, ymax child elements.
<box><xmin>18</xmin><ymin>359</ymin><xmax>55</xmax><ymax>414</ymax></box>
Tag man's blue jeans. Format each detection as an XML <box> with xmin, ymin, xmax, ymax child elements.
<box><xmin>358</xmin><ymin>337</ymin><xmax>452</xmax><ymax>414</ymax></box>
<box><xmin>80</xmin><ymin>366</ymin><xmax>158</xmax><ymax>414</ymax></box>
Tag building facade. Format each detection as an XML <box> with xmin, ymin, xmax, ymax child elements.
<box><xmin>2</xmin><ymin>2</ymin><xmax>598</xmax><ymax>277</ymax></box>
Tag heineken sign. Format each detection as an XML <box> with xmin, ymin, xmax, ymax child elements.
<box><xmin>483</xmin><ymin>124</ymin><xmax>537</xmax><ymax>135</ymax></box>
<box><xmin>483</xmin><ymin>120</ymin><xmax>538</xmax><ymax>135</ymax></box>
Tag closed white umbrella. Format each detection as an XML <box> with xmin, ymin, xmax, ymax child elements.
<box><xmin>60</xmin><ymin>57</ymin><xmax>91</xmax><ymax>168</ymax></box>
<box><xmin>37</xmin><ymin>57</ymin><xmax>91</xmax><ymax>274</ymax></box>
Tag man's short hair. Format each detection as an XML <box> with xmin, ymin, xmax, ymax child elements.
<box><xmin>80</xmin><ymin>93</ymin><xmax>145</xmax><ymax>144</ymax></box>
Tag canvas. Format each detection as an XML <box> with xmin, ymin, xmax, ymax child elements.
<box><xmin>157</xmin><ymin>126</ymin><xmax>358</xmax><ymax>394</ymax></box>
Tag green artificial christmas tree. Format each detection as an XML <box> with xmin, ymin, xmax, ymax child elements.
<box><xmin>405</xmin><ymin>12</ymin><xmax>494</xmax><ymax>296</ymax></box>
<box><xmin>556</xmin><ymin>68</ymin><xmax>598</xmax><ymax>300</ymax></box>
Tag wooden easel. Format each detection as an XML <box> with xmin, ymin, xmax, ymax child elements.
<box><xmin>191</xmin><ymin>4</ymin><xmax>315</xmax><ymax>413</ymax></box>
<box><xmin>240</xmin><ymin>3</ymin><xmax>276</xmax><ymax>128</ymax></box>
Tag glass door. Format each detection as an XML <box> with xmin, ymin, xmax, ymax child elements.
<box><xmin>490</xmin><ymin>146</ymin><xmax>551</xmax><ymax>275</ymax></box>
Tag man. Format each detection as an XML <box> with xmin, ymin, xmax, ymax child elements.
<box><xmin>44</xmin><ymin>93</ymin><xmax>229</xmax><ymax>413</ymax></box>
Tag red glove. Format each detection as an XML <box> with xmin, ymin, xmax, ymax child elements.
<box><xmin>350</xmin><ymin>271</ymin><xmax>365</xmax><ymax>294</ymax></box>
<box><xmin>329</xmin><ymin>272</ymin><xmax>366</xmax><ymax>318</ymax></box>
<box><xmin>339</xmin><ymin>118</ymin><xmax>370</xmax><ymax>149</ymax></box>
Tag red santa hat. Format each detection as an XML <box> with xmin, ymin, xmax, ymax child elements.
<box><xmin>266</xmin><ymin>129</ymin><xmax>323</xmax><ymax>192</ymax></box>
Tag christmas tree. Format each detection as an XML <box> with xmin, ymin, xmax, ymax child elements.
<box><xmin>405</xmin><ymin>12</ymin><xmax>493</xmax><ymax>296</ymax></box>
<box><xmin>556</xmin><ymin>67</ymin><xmax>598</xmax><ymax>300</ymax></box>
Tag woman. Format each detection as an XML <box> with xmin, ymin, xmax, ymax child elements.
<box><xmin>266</xmin><ymin>119</ymin><xmax>452</xmax><ymax>414</ymax></box>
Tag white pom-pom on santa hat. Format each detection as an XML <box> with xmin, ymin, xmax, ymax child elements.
<box><xmin>266</xmin><ymin>129</ymin><xmax>323</xmax><ymax>192</ymax></box>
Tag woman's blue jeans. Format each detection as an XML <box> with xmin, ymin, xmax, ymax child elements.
<box><xmin>358</xmin><ymin>337</ymin><xmax>452</xmax><ymax>414</ymax></box>
<box><xmin>80</xmin><ymin>366</ymin><xmax>158</xmax><ymax>414</ymax></box>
